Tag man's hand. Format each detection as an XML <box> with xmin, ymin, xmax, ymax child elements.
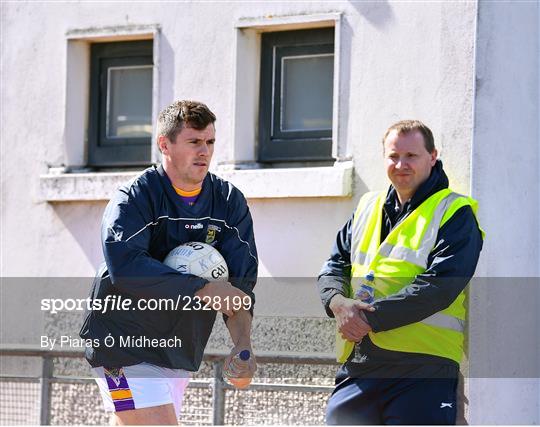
<box><xmin>223</xmin><ymin>309</ymin><xmax>256</xmax><ymax>389</ymax></box>
<box><xmin>223</xmin><ymin>343</ymin><xmax>257</xmax><ymax>388</ymax></box>
<box><xmin>195</xmin><ymin>281</ymin><xmax>248</xmax><ymax>317</ymax></box>
<box><xmin>329</xmin><ymin>294</ymin><xmax>375</xmax><ymax>342</ymax></box>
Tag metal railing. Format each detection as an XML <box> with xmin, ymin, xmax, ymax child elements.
<box><xmin>0</xmin><ymin>344</ymin><xmax>337</xmax><ymax>425</ymax></box>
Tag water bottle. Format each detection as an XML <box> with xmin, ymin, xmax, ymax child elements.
<box><xmin>353</xmin><ymin>271</ymin><xmax>375</xmax><ymax>347</ymax></box>
<box><xmin>225</xmin><ymin>349</ymin><xmax>252</xmax><ymax>389</ymax></box>
<box><xmin>336</xmin><ymin>271</ymin><xmax>376</xmax><ymax>361</ymax></box>
<box><xmin>354</xmin><ymin>271</ymin><xmax>375</xmax><ymax>304</ymax></box>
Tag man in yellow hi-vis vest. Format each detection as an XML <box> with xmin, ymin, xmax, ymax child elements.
<box><xmin>318</xmin><ymin>120</ymin><xmax>483</xmax><ymax>425</ymax></box>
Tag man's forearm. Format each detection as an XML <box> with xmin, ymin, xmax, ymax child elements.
<box><xmin>364</xmin><ymin>275</ymin><xmax>470</xmax><ymax>332</ymax></box>
<box><xmin>318</xmin><ymin>275</ymin><xmax>349</xmax><ymax>318</ymax></box>
<box><xmin>225</xmin><ymin>309</ymin><xmax>253</xmax><ymax>347</ymax></box>
<box><xmin>364</xmin><ymin>206</ymin><xmax>483</xmax><ymax>332</ymax></box>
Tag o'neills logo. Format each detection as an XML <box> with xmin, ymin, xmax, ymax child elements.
<box><xmin>185</xmin><ymin>223</ymin><xmax>204</xmax><ymax>230</ymax></box>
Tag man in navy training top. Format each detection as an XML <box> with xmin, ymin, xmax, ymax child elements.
<box><xmin>80</xmin><ymin>100</ymin><xmax>258</xmax><ymax>425</ymax></box>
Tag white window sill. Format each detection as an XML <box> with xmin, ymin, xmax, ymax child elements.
<box><xmin>38</xmin><ymin>171</ymin><xmax>140</xmax><ymax>202</ymax></box>
<box><xmin>217</xmin><ymin>162</ymin><xmax>353</xmax><ymax>199</ymax></box>
<box><xmin>38</xmin><ymin>162</ymin><xmax>353</xmax><ymax>202</ymax></box>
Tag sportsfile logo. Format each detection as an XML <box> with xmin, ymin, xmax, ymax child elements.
<box><xmin>185</xmin><ymin>223</ymin><xmax>204</xmax><ymax>230</ymax></box>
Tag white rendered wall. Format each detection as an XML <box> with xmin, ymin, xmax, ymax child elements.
<box><xmin>469</xmin><ymin>1</ymin><xmax>540</xmax><ymax>424</ymax></box>
<box><xmin>1</xmin><ymin>1</ymin><xmax>477</xmax><ymax>279</ymax></box>
<box><xmin>6</xmin><ymin>1</ymin><xmax>537</xmax><ymax>423</ymax></box>
<box><xmin>0</xmin><ymin>0</ymin><xmax>478</xmax><ymax>355</ymax></box>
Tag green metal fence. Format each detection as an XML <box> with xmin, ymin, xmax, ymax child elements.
<box><xmin>0</xmin><ymin>345</ymin><xmax>337</xmax><ymax>425</ymax></box>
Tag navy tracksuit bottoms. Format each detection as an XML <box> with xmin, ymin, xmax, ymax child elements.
<box><xmin>326</xmin><ymin>367</ymin><xmax>458</xmax><ymax>425</ymax></box>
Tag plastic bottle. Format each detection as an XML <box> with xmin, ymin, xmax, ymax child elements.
<box><xmin>225</xmin><ymin>349</ymin><xmax>252</xmax><ymax>389</ymax></box>
<box><xmin>354</xmin><ymin>271</ymin><xmax>375</xmax><ymax>304</ymax></box>
<box><xmin>336</xmin><ymin>271</ymin><xmax>376</xmax><ymax>361</ymax></box>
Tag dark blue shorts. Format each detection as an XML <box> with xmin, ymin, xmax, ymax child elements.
<box><xmin>326</xmin><ymin>365</ymin><xmax>458</xmax><ymax>425</ymax></box>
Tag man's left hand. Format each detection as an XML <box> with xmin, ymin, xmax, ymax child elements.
<box><xmin>223</xmin><ymin>344</ymin><xmax>257</xmax><ymax>385</ymax></box>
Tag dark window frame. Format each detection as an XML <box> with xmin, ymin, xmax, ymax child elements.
<box><xmin>88</xmin><ymin>40</ymin><xmax>153</xmax><ymax>168</ymax></box>
<box><xmin>258</xmin><ymin>28</ymin><xmax>335</xmax><ymax>163</ymax></box>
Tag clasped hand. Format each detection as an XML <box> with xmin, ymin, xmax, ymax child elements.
<box><xmin>329</xmin><ymin>294</ymin><xmax>375</xmax><ymax>342</ymax></box>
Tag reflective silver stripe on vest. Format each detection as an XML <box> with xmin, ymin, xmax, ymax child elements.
<box><xmin>414</xmin><ymin>192</ymin><xmax>462</xmax><ymax>267</ymax></box>
<box><xmin>351</xmin><ymin>193</ymin><xmax>380</xmax><ymax>266</ymax></box>
<box><xmin>377</xmin><ymin>192</ymin><xmax>462</xmax><ymax>268</ymax></box>
<box><xmin>353</xmin><ymin>250</ymin><xmax>372</xmax><ymax>266</ymax></box>
<box><xmin>378</xmin><ymin>242</ymin><xmax>427</xmax><ymax>267</ymax></box>
<box><xmin>352</xmin><ymin>192</ymin><xmax>464</xmax><ymax>268</ymax></box>
<box><xmin>420</xmin><ymin>312</ymin><xmax>465</xmax><ymax>333</ymax></box>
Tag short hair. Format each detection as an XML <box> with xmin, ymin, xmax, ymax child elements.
<box><xmin>382</xmin><ymin>119</ymin><xmax>435</xmax><ymax>153</ymax></box>
<box><xmin>157</xmin><ymin>100</ymin><xmax>216</xmax><ymax>143</ymax></box>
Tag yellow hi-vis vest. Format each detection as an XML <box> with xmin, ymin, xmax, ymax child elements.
<box><xmin>336</xmin><ymin>188</ymin><xmax>483</xmax><ymax>364</ymax></box>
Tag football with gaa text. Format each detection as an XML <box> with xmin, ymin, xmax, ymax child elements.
<box><xmin>163</xmin><ymin>242</ymin><xmax>229</xmax><ymax>281</ymax></box>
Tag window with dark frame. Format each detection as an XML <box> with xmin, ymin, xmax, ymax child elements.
<box><xmin>88</xmin><ymin>40</ymin><xmax>153</xmax><ymax>168</ymax></box>
<box><xmin>258</xmin><ymin>28</ymin><xmax>335</xmax><ymax>163</ymax></box>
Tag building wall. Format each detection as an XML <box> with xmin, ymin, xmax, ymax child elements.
<box><xmin>2</xmin><ymin>1</ymin><xmax>538</xmax><ymax>424</ymax></box>
<box><xmin>1</xmin><ymin>1</ymin><xmax>477</xmax><ymax>278</ymax></box>
<box><xmin>469</xmin><ymin>1</ymin><xmax>540</xmax><ymax>423</ymax></box>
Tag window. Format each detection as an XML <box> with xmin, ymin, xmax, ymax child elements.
<box><xmin>88</xmin><ymin>40</ymin><xmax>153</xmax><ymax>168</ymax></box>
<box><xmin>258</xmin><ymin>28</ymin><xmax>335</xmax><ymax>163</ymax></box>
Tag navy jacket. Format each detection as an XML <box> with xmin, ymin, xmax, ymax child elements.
<box><xmin>80</xmin><ymin>165</ymin><xmax>258</xmax><ymax>370</ymax></box>
<box><xmin>318</xmin><ymin>161</ymin><xmax>483</xmax><ymax>372</ymax></box>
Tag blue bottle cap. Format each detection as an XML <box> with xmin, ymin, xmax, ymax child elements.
<box><xmin>366</xmin><ymin>271</ymin><xmax>375</xmax><ymax>281</ymax></box>
<box><xmin>239</xmin><ymin>350</ymin><xmax>250</xmax><ymax>361</ymax></box>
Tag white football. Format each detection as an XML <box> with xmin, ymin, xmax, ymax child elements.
<box><xmin>163</xmin><ymin>242</ymin><xmax>229</xmax><ymax>281</ymax></box>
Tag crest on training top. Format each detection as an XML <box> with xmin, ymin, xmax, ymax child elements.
<box><xmin>205</xmin><ymin>224</ymin><xmax>221</xmax><ymax>244</ymax></box>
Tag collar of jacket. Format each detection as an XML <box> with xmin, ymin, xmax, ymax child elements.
<box><xmin>382</xmin><ymin>160</ymin><xmax>449</xmax><ymax>232</ymax></box>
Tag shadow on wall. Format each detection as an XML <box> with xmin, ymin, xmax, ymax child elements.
<box><xmin>158</xmin><ymin>34</ymin><xmax>176</xmax><ymax>113</ymax></box>
<box><xmin>353</xmin><ymin>168</ymin><xmax>369</xmax><ymax>201</ymax></box>
<box><xmin>50</xmin><ymin>202</ymin><xmax>106</xmax><ymax>272</ymax></box>
<box><xmin>349</xmin><ymin>0</ymin><xmax>395</xmax><ymax>30</ymax></box>
<box><xmin>248</xmin><ymin>198</ymin><xmax>355</xmax><ymax>278</ymax></box>
<box><xmin>338</xmin><ymin>17</ymin><xmax>353</xmax><ymax>156</ymax></box>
